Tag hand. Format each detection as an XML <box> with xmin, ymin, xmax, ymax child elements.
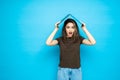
<box><xmin>55</xmin><ymin>21</ymin><xmax>60</xmax><ymax>29</ymax></box>
<box><xmin>81</xmin><ymin>22</ymin><xmax>86</xmax><ymax>29</ymax></box>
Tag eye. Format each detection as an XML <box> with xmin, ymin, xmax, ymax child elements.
<box><xmin>66</xmin><ymin>26</ymin><xmax>70</xmax><ymax>29</ymax></box>
<box><xmin>72</xmin><ymin>26</ymin><xmax>75</xmax><ymax>29</ymax></box>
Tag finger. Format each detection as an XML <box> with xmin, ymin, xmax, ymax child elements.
<box><xmin>81</xmin><ymin>24</ymin><xmax>86</xmax><ymax>27</ymax></box>
<box><xmin>57</xmin><ymin>21</ymin><xmax>61</xmax><ymax>25</ymax></box>
<box><xmin>55</xmin><ymin>21</ymin><xmax>60</xmax><ymax>26</ymax></box>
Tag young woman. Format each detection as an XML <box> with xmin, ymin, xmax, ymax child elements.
<box><xmin>46</xmin><ymin>18</ymin><xmax>96</xmax><ymax>80</ymax></box>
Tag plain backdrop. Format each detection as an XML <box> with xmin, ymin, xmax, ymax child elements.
<box><xmin>0</xmin><ymin>0</ymin><xmax>120</xmax><ymax>80</ymax></box>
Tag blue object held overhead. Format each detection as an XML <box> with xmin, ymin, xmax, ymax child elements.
<box><xmin>70</xmin><ymin>14</ymin><xmax>82</xmax><ymax>24</ymax></box>
<box><xmin>59</xmin><ymin>14</ymin><xmax>83</xmax><ymax>27</ymax></box>
<box><xmin>60</xmin><ymin>14</ymin><xmax>71</xmax><ymax>23</ymax></box>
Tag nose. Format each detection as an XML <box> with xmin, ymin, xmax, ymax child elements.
<box><xmin>69</xmin><ymin>30</ymin><xmax>72</xmax><ymax>32</ymax></box>
<box><xmin>69</xmin><ymin>28</ymin><xmax>73</xmax><ymax>32</ymax></box>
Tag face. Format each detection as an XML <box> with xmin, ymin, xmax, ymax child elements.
<box><xmin>65</xmin><ymin>22</ymin><xmax>76</xmax><ymax>37</ymax></box>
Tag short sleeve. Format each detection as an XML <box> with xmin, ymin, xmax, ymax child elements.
<box><xmin>56</xmin><ymin>37</ymin><xmax>61</xmax><ymax>45</ymax></box>
<box><xmin>79</xmin><ymin>36</ymin><xmax>85</xmax><ymax>44</ymax></box>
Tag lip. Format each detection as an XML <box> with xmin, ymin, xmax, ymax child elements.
<box><xmin>69</xmin><ymin>32</ymin><xmax>72</xmax><ymax>34</ymax></box>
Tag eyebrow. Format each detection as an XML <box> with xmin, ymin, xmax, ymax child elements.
<box><xmin>66</xmin><ymin>26</ymin><xmax>75</xmax><ymax>28</ymax></box>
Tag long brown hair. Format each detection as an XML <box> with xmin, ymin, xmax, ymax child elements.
<box><xmin>62</xmin><ymin>18</ymin><xmax>80</xmax><ymax>41</ymax></box>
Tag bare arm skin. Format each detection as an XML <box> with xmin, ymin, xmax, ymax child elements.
<box><xmin>46</xmin><ymin>22</ymin><xmax>60</xmax><ymax>46</ymax></box>
<box><xmin>81</xmin><ymin>23</ymin><xmax>96</xmax><ymax>45</ymax></box>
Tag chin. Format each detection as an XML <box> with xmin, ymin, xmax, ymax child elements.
<box><xmin>67</xmin><ymin>35</ymin><xmax>73</xmax><ymax>37</ymax></box>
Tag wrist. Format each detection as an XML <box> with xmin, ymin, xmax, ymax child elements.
<box><xmin>55</xmin><ymin>27</ymin><xmax>59</xmax><ymax>31</ymax></box>
<box><xmin>82</xmin><ymin>27</ymin><xmax>87</xmax><ymax>31</ymax></box>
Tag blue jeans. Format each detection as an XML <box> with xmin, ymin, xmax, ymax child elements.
<box><xmin>57</xmin><ymin>67</ymin><xmax>82</xmax><ymax>80</ymax></box>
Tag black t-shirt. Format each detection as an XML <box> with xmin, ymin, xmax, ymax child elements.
<box><xmin>56</xmin><ymin>36</ymin><xmax>84</xmax><ymax>68</ymax></box>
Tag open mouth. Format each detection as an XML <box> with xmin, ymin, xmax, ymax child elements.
<box><xmin>69</xmin><ymin>32</ymin><xmax>73</xmax><ymax>35</ymax></box>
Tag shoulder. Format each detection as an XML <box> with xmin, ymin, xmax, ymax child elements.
<box><xmin>56</xmin><ymin>36</ymin><xmax>63</xmax><ymax>45</ymax></box>
<box><xmin>79</xmin><ymin>36</ymin><xmax>85</xmax><ymax>40</ymax></box>
<box><xmin>79</xmin><ymin>36</ymin><xmax>85</xmax><ymax>44</ymax></box>
<box><xmin>56</xmin><ymin>36</ymin><xmax>63</xmax><ymax>41</ymax></box>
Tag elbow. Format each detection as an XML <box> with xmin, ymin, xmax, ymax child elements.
<box><xmin>91</xmin><ymin>41</ymin><xmax>96</xmax><ymax>45</ymax></box>
<box><xmin>46</xmin><ymin>41</ymin><xmax>50</xmax><ymax>45</ymax></box>
<box><xmin>46</xmin><ymin>41</ymin><xmax>51</xmax><ymax>46</ymax></box>
<box><xmin>46</xmin><ymin>42</ymin><xmax>50</xmax><ymax>46</ymax></box>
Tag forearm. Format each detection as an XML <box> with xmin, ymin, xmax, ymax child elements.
<box><xmin>46</xmin><ymin>28</ymin><xmax>58</xmax><ymax>44</ymax></box>
<box><xmin>82</xmin><ymin>27</ymin><xmax>96</xmax><ymax>44</ymax></box>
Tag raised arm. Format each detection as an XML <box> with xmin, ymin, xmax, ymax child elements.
<box><xmin>46</xmin><ymin>21</ymin><xmax>60</xmax><ymax>46</ymax></box>
<box><xmin>81</xmin><ymin>23</ymin><xmax>96</xmax><ymax>45</ymax></box>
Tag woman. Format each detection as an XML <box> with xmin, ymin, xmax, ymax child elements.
<box><xmin>46</xmin><ymin>18</ymin><xmax>96</xmax><ymax>80</ymax></box>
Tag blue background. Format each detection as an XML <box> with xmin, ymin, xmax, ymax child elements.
<box><xmin>0</xmin><ymin>0</ymin><xmax>120</xmax><ymax>80</ymax></box>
